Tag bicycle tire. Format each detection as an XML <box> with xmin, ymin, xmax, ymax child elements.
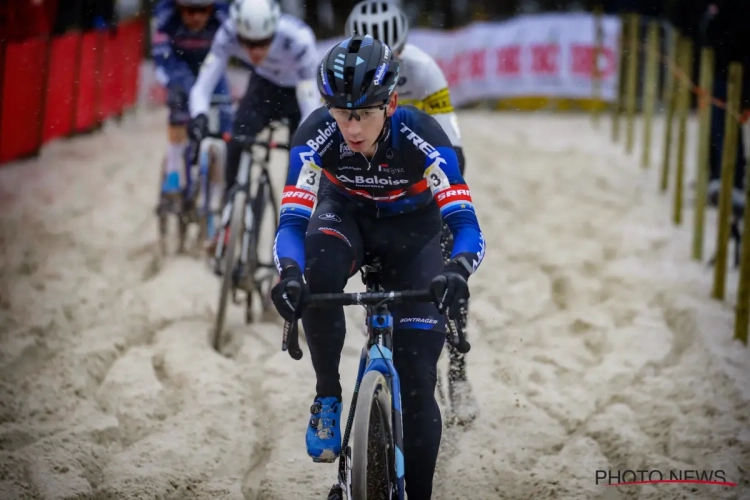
<box><xmin>249</xmin><ymin>176</ymin><xmax>278</xmax><ymax>316</ymax></box>
<box><xmin>351</xmin><ymin>370</ymin><xmax>396</xmax><ymax>500</ymax></box>
<box><xmin>213</xmin><ymin>189</ymin><xmax>246</xmax><ymax>351</ymax></box>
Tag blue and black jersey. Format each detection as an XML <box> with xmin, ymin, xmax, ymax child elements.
<box><xmin>151</xmin><ymin>0</ymin><xmax>229</xmax><ymax>87</ymax></box>
<box><xmin>273</xmin><ymin>105</ymin><xmax>486</xmax><ymax>275</ymax></box>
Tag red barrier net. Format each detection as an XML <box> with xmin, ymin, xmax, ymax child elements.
<box><xmin>43</xmin><ymin>32</ymin><xmax>79</xmax><ymax>143</ymax></box>
<box><xmin>0</xmin><ymin>38</ymin><xmax>47</xmax><ymax>163</ymax></box>
<box><xmin>0</xmin><ymin>18</ymin><xmax>144</xmax><ymax>165</ymax></box>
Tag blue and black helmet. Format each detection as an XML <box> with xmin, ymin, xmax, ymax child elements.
<box><xmin>317</xmin><ymin>34</ymin><xmax>400</xmax><ymax>109</ymax></box>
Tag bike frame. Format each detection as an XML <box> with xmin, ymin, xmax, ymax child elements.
<box><xmin>185</xmin><ymin>95</ymin><xmax>233</xmax><ymax>218</ymax></box>
<box><xmin>338</xmin><ymin>263</ymin><xmax>406</xmax><ymax>499</ymax></box>
<box><xmin>211</xmin><ymin>125</ymin><xmax>284</xmax><ymax>279</ymax></box>
<box><xmin>281</xmin><ymin>261</ymin><xmax>470</xmax><ymax>500</ymax></box>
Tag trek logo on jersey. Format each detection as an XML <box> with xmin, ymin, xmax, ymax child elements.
<box><xmin>336</xmin><ymin>174</ymin><xmax>409</xmax><ymax>186</ymax></box>
<box><xmin>306</xmin><ymin>121</ymin><xmax>337</xmax><ymax>152</ymax></box>
<box><xmin>399</xmin><ymin>124</ymin><xmax>447</xmax><ymax>169</ymax></box>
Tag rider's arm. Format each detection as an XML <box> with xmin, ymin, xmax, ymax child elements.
<box><xmin>400</xmin><ymin>110</ymin><xmax>485</xmax><ymax>277</ymax></box>
<box><xmin>151</xmin><ymin>1</ymin><xmax>192</xmax><ymax>87</ymax></box>
<box><xmin>188</xmin><ymin>21</ymin><xmax>232</xmax><ymax>118</ymax></box>
<box><xmin>292</xmin><ymin>27</ymin><xmax>322</xmax><ymax>122</ymax></box>
<box><xmin>406</xmin><ymin>48</ymin><xmax>466</xmax><ymax>174</ymax></box>
<box><xmin>273</xmin><ymin>110</ymin><xmax>327</xmax><ymax>276</ymax></box>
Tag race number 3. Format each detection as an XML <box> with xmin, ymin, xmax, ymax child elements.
<box><xmin>297</xmin><ymin>159</ymin><xmax>321</xmax><ymax>192</ymax></box>
<box><xmin>424</xmin><ymin>164</ymin><xmax>450</xmax><ymax>194</ymax></box>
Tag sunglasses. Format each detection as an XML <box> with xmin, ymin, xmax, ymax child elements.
<box><xmin>179</xmin><ymin>5</ymin><xmax>212</xmax><ymax>16</ymax></box>
<box><xmin>237</xmin><ymin>34</ymin><xmax>275</xmax><ymax>49</ymax></box>
<box><xmin>326</xmin><ymin>102</ymin><xmax>387</xmax><ymax>122</ymax></box>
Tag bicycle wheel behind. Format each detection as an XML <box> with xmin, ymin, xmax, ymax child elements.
<box><xmin>213</xmin><ymin>187</ymin><xmax>246</xmax><ymax>351</ymax></box>
<box><xmin>351</xmin><ymin>370</ymin><xmax>397</xmax><ymax>500</ymax></box>
<box><xmin>246</xmin><ymin>165</ymin><xmax>280</xmax><ymax>323</ymax></box>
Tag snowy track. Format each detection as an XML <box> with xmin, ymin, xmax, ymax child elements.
<box><xmin>0</xmin><ymin>110</ymin><xmax>748</xmax><ymax>500</ymax></box>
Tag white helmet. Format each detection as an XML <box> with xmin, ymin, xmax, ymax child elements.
<box><xmin>345</xmin><ymin>1</ymin><xmax>409</xmax><ymax>55</ymax></box>
<box><xmin>231</xmin><ymin>0</ymin><xmax>281</xmax><ymax>41</ymax></box>
<box><xmin>176</xmin><ymin>0</ymin><xmax>215</xmax><ymax>5</ymax></box>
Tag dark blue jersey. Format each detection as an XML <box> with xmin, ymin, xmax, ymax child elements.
<box><xmin>151</xmin><ymin>0</ymin><xmax>229</xmax><ymax>86</ymax></box>
<box><xmin>273</xmin><ymin>105</ymin><xmax>486</xmax><ymax>275</ymax></box>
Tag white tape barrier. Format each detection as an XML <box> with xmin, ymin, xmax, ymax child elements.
<box><xmin>138</xmin><ymin>13</ymin><xmax>622</xmax><ymax>109</ymax></box>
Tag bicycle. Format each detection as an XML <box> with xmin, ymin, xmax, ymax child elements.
<box><xmin>205</xmin><ymin>121</ymin><xmax>290</xmax><ymax>352</ymax></box>
<box><xmin>156</xmin><ymin>94</ymin><xmax>233</xmax><ymax>257</ymax></box>
<box><xmin>281</xmin><ymin>257</ymin><xmax>470</xmax><ymax>500</ymax></box>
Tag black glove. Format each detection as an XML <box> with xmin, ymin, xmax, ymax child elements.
<box><xmin>271</xmin><ymin>265</ymin><xmax>309</xmax><ymax>323</ymax></box>
<box><xmin>188</xmin><ymin>113</ymin><xmax>209</xmax><ymax>143</ymax></box>
<box><xmin>430</xmin><ymin>258</ymin><xmax>471</xmax><ymax>316</ymax></box>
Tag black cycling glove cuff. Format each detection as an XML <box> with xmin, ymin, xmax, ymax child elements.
<box><xmin>444</xmin><ymin>259</ymin><xmax>471</xmax><ymax>281</ymax></box>
<box><xmin>280</xmin><ymin>263</ymin><xmax>303</xmax><ymax>282</ymax></box>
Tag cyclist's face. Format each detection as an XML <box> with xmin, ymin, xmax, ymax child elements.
<box><xmin>331</xmin><ymin>93</ymin><xmax>398</xmax><ymax>155</ymax></box>
<box><xmin>178</xmin><ymin>4</ymin><xmax>212</xmax><ymax>31</ymax></box>
<box><xmin>239</xmin><ymin>35</ymin><xmax>274</xmax><ymax>65</ymax></box>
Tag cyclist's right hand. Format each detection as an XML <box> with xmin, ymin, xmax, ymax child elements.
<box><xmin>188</xmin><ymin>113</ymin><xmax>209</xmax><ymax>143</ymax></box>
<box><xmin>271</xmin><ymin>265</ymin><xmax>309</xmax><ymax>323</ymax></box>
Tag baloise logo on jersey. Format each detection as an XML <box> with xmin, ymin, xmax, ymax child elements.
<box><xmin>336</xmin><ymin>174</ymin><xmax>409</xmax><ymax>187</ymax></box>
<box><xmin>306</xmin><ymin>120</ymin><xmax>337</xmax><ymax>154</ymax></box>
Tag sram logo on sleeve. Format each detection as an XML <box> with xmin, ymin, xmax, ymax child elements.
<box><xmin>435</xmin><ymin>184</ymin><xmax>473</xmax><ymax>207</ymax></box>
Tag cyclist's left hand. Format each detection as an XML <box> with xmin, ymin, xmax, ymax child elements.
<box><xmin>430</xmin><ymin>260</ymin><xmax>470</xmax><ymax>316</ymax></box>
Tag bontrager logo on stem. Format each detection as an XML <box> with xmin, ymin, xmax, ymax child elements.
<box><xmin>336</xmin><ymin>174</ymin><xmax>409</xmax><ymax>186</ymax></box>
<box><xmin>400</xmin><ymin>317</ymin><xmax>438</xmax><ymax>324</ymax></box>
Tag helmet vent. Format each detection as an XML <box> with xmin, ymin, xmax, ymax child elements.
<box><xmin>348</xmin><ymin>37</ymin><xmax>363</xmax><ymax>53</ymax></box>
<box><xmin>344</xmin><ymin>64</ymin><xmax>357</xmax><ymax>95</ymax></box>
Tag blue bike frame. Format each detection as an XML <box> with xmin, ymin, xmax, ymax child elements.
<box><xmin>354</xmin><ymin>309</ymin><xmax>406</xmax><ymax>498</ymax></box>
<box><xmin>280</xmin><ymin>270</ymin><xmax>470</xmax><ymax>500</ymax></box>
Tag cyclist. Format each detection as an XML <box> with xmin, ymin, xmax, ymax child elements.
<box><xmin>344</xmin><ymin>0</ymin><xmax>476</xmax><ymax>423</ymax></box>
<box><xmin>188</xmin><ymin>0</ymin><xmax>321</xmax><ymax>254</ymax></box>
<box><xmin>270</xmin><ymin>35</ymin><xmax>485</xmax><ymax>499</ymax></box>
<box><xmin>152</xmin><ymin>0</ymin><xmax>232</xmax><ymax>199</ymax></box>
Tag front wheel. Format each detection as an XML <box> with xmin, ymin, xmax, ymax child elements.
<box><xmin>351</xmin><ymin>370</ymin><xmax>397</xmax><ymax>500</ymax></box>
<box><xmin>213</xmin><ymin>189</ymin><xmax>246</xmax><ymax>352</ymax></box>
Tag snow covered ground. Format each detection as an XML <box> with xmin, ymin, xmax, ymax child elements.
<box><xmin>0</xmin><ymin>109</ymin><xmax>748</xmax><ymax>500</ymax></box>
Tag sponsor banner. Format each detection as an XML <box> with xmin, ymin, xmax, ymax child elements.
<box><xmin>138</xmin><ymin>13</ymin><xmax>621</xmax><ymax>110</ymax></box>
<box><xmin>316</xmin><ymin>13</ymin><xmax>622</xmax><ymax>105</ymax></box>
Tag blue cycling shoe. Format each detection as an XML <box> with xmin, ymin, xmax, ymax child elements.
<box><xmin>306</xmin><ymin>396</ymin><xmax>342</xmax><ymax>463</ymax></box>
<box><xmin>161</xmin><ymin>171</ymin><xmax>181</xmax><ymax>194</ymax></box>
